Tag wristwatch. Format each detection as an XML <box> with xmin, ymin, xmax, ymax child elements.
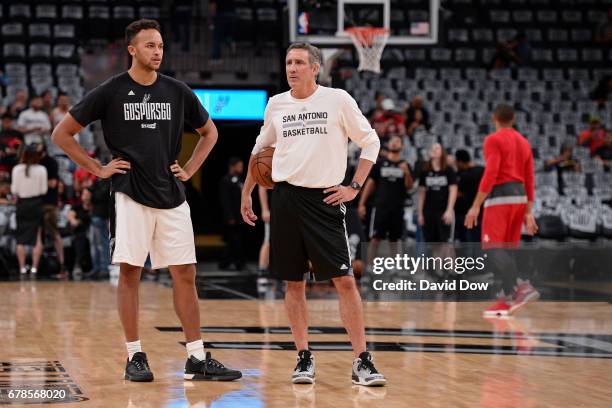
<box><xmin>350</xmin><ymin>181</ymin><xmax>362</xmax><ymax>191</ymax></box>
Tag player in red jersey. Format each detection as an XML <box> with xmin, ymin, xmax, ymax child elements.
<box><xmin>465</xmin><ymin>104</ymin><xmax>539</xmax><ymax>318</ymax></box>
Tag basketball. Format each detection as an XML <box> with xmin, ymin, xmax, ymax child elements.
<box><xmin>251</xmin><ymin>147</ymin><xmax>275</xmax><ymax>189</ymax></box>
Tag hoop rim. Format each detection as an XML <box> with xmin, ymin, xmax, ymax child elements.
<box><xmin>345</xmin><ymin>26</ymin><xmax>389</xmax><ymax>47</ymax></box>
<box><xmin>345</xmin><ymin>27</ymin><xmax>389</xmax><ymax>35</ymax></box>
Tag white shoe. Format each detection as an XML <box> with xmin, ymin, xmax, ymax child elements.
<box><xmin>351</xmin><ymin>352</ymin><xmax>386</xmax><ymax>387</ymax></box>
<box><xmin>292</xmin><ymin>350</ymin><xmax>315</xmax><ymax>384</ymax></box>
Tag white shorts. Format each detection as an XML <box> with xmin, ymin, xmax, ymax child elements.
<box><xmin>111</xmin><ymin>192</ymin><xmax>196</xmax><ymax>270</ymax></box>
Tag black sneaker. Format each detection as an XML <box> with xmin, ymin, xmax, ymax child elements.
<box><xmin>292</xmin><ymin>350</ymin><xmax>315</xmax><ymax>384</ymax></box>
<box><xmin>124</xmin><ymin>352</ymin><xmax>154</xmax><ymax>382</ymax></box>
<box><xmin>184</xmin><ymin>352</ymin><xmax>242</xmax><ymax>381</ymax></box>
<box><xmin>352</xmin><ymin>352</ymin><xmax>386</xmax><ymax>387</ymax></box>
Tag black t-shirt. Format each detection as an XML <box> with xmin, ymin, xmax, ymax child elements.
<box><xmin>455</xmin><ymin>165</ymin><xmax>484</xmax><ymax>216</ymax></box>
<box><xmin>71</xmin><ymin>204</ymin><xmax>91</xmax><ymax>235</ymax></box>
<box><xmin>370</xmin><ymin>159</ymin><xmax>410</xmax><ymax>208</ymax></box>
<box><xmin>90</xmin><ymin>178</ymin><xmax>111</xmax><ymax>219</ymax></box>
<box><xmin>218</xmin><ymin>173</ymin><xmax>244</xmax><ymax>223</ymax></box>
<box><xmin>39</xmin><ymin>155</ymin><xmax>59</xmax><ymax>206</ymax></box>
<box><xmin>69</xmin><ymin>72</ymin><xmax>210</xmax><ymax>209</ymax></box>
<box><xmin>419</xmin><ymin>167</ymin><xmax>457</xmax><ymax>212</ymax></box>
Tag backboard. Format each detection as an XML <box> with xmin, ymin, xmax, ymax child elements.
<box><xmin>289</xmin><ymin>0</ymin><xmax>440</xmax><ymax>46</ymax></box>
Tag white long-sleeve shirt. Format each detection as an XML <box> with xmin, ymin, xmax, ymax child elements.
<box><xmin>252</xmin><ymin>86</ymin><xmax>380</xmax><ymax>188</ymax></box>
<box><xmin>10</xmin><ymin>164</ymin><xmax>48</xmax><ymax>198</ymax></box>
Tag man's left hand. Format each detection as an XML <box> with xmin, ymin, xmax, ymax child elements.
<box><xmin>171</xmin><ymin>160</ymin><xmax>190</xmax><ymax>181</ymax></box>
<box><xmin>323</xmin><ymin>185</ymin><xmax>358</xmax><ymax>206</ymax></box>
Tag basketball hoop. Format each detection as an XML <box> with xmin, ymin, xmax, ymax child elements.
<box><xmin>345</xmin><ymin>27</ymin><xmax>389</xmax><ymax>74</ymax></box>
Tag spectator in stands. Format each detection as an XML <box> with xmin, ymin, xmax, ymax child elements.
<box><xmin>210</xmin><ymin>0</ymin><xmax>236</xmax><ymax>60</ymax></box>
<box><xmin>1</xmin><ymin>113</ymin><xmax>24</xmax><ymax>145</ymax></box>
<box><xmin>67</xmin><ymin>187</ymin><xmax>92</xmax><ymax>277</ymax></box>
<box><xmin>0</xmin><ymin>138</ymin><xmax>21</xmax><ymax>182</ymax></box>
<box><xmin>371</xmin><ymin>99</ymin><xmax>405</xmax><ymax>152</ymax></box>
<box><xmin>545</xmin><ymin>144</ymin><xmax>581</xmax><ymax>194</ymax></box>
<box><xmin>11</xmin><ymin>144</ymin><xmax>47</xmax><ymax>275</ymax></box>
<box><xmin>8</xmin><ymin>90</ymin><xmax>28</xmax><ymax>117</ymax></box>
<box><xmin>595</xmin><ymin>9</ymin><xmax>612</xmax><ymax>43</ymax></box>
<box><xmin>17</xmin><ymin>95</ymin><xmax>52</xmax><ymax>145</ymax></box>
<box><xmin>88</xmin><ymin>177</ymin><xmax>111</xmax><ymax>280</ymax></box>
<box><xmin>38</xmin><ymin>145</ymin><xmax>66</xmax><ymax>277</ymax></box>
<box><xmin>219</xmin><ymin>157</ymin><xmax>245</xmax><ymax>270</ymax></box>
<box><xmin>41</xmin><ymin>90</ymin><xmax>54</xmax><ymax>116</ymax></box>
<box><xmin>454</xmin><ymin>149</ymin><xmax>484</xmax><ymax>242</ymax></box>
<box><xmin>578</xmin><ymin>116</ymin><xmax>606</xmax><ymax>155</ymax></box>
<box><xmin>594</xmin><ymin>131</ymin><xmax>612</xmax><ymax>172</ymax></box>
<box><xmin>590</xmin><ymin>76</ymin><xmax>611</xmax><ymax>110</ymax></box>
<box><xmin>51</xmin><ymin>93</ymin><xmax>71</xmax><ymax>128</ymax></box>
<box><xmin>488</xmin><ymin>41</ymin><xmax>519</xmax><ymax>70</ymax></box>
<box><xmin>405</xmin><ymin>96</ymin><xmax>431</xmax><ymax>139</ymax></box>
<box><xmin>510</xmin><ymin>32</ymin><xmax>532</xmax><ymax>66</ymax></box>
<box><xmin>73</xmin><ymin>159</ymin><xmax>96</xmax><ymax>198</ymax></box>
<box><xmin>367</xmin><ymin>92</ymin><xmax>387</xmax><ymax>118</ymax></box>
<box><xmin>47</xmin><ymin>93</ymin><xmax>73</xmax><ymax>157</ymax></box>
<box><xmin>545</xmin><ymin>144</ymin><xmax>581</xmax><ymax>174</ymax></box>
<box><xmin>0</xmin><ymin>182</ymin><xmax>12</xmax><ymax>205</ymax></box>
<box><xmin>418</xmin><ymin>143</ymin><xmax>458</xmax><ymax>243</ymax></box>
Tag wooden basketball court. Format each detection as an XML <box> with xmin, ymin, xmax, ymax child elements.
<box><xmin>2</xmin><ymin>280</ymin><xmax>612</xmax><ymax>407</ymax></box>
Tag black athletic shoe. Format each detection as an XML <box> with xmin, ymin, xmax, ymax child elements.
<box><xmin>352</xmin><ymin>352</ymin><xmax>386</xmax><ymax>387</ymax></box>
<box><xmin>184</xmin><ymin>352</ymin><xmax>242</xmax><ymax>381</ymax></box>
<box><xmin>124</xmin><ymin>352</ymin><xmax>154</xmax><ymax>382</ymax></box>
<box><xmin>292</xmin><ymin>350</ymin><xmax>315</xmax><ymax>384</ymax></box>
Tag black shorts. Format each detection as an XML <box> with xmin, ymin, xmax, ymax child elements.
<box><xmin>369</xmin><ymin>206</ymin><xmax>404</xmax><ymax>241</ymax></box>
<box><xmin>423</xmin><ymin>210</ymin><xmax>453</xmax><ymax>243</ymax></box>
<box><xmin>270</xmin><ymin>182</ymin><xmax>352</xmax><ymax>281</ymax></box>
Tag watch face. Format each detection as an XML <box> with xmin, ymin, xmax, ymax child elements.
<box><xmin>351</xmin><ymin>182</ymin><xmax>361</xmax><ymax>190</ymax></box>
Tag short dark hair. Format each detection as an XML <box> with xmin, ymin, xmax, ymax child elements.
<box><xmin>228</xmin><ymin>156</ymin><xmax>242</xmax><ymax>167</ymax></box>
<box><xmin>455</xmin><ymin>149</ymin><xmax>471</xmax><ymax>163</ymax></box>
<box><xmin>493</xmin><ymin>103</ymin><xmax>515</xmax><ymax>124</ymax></box>
<box><xmin>1</xmin><ymin>112</ymin><xmax>14</xmax><ymax>120</ymax></box>
<box><xmin>125</xmin><ymin>19</ymin><xmax>161</xmax><ymax>45</ymax></box>
<box><xmin>286</xmin><ymin>42</ymin><xmax>322</xmax><ymax>65</ymax></box>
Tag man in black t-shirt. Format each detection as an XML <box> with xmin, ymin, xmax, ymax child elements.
<box><xmin>38</xmin><ymin>145</ymin><xmax>66</xmax><ymax>276</ymax></box>
<box><xmin>218</xmin><ymin>157</ymin><xmax>245</xmax><ymax>271</ymax></box>
<box><xmin>454</xmin><ymin>149</ymin><xmax>485</xmax><ymax>242</ymax></box>
<box><xmin>51</xmin><ymin>19</ymin><xmax>241</xmax><ymax>383</ymax></box>
<box><xmin>358</xmin><ymin>136</ymin><xmax>413</xmax><ymax>267</ymax></box>
<box><xmin>88</xmin><ymin>177</ymin><xmax>111</xmax><ymax>280</ymax></box>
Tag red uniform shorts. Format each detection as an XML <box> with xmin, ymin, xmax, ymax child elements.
<box><xmin>481</xmin><ymin>203</ymin><xmax>527</xmax><ymax>247</ymax></box>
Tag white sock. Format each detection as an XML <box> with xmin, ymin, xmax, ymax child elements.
<box><xmin>126</xmin><ymin>340</ymin><xmax>142</xmax><ymax>360</ymax></box>
<box><xmin>186</xmin><ymin>339</ymin><xmax>206</xmax><ymax>361</ymax></box>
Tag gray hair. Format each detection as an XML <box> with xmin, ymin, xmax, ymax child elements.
<box><xmin>286</xmin><ymin>42</ymin><xmax>322</xmax><ymax>65</ymax></box>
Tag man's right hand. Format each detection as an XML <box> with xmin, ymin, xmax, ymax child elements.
<box><xmin>241</xmin><ymin>195</ymin><xmax>258</xmax><ymax>226</ymax></box>
<box><xmin>97</xmin><ymin>158</ymin><xmax>131</xmax><ymax>179</ymax></box>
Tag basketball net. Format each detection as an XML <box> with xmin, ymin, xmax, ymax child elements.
<box><xmin>345</xmin><ymin>27</ymin><xmax>389</xmax><ymax>74</ymax></box>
